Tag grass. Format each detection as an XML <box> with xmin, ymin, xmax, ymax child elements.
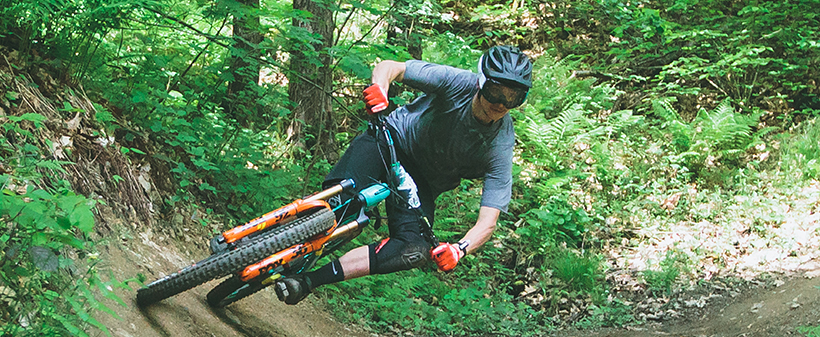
<box><xmin>798</xmin><ymin>325</ymin><xmax>820</xmax><ymax>337</ymax></box>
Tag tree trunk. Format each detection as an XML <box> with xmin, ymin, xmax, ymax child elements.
<box><xmin>387</xmin><ymin>0</ymin><xmax>423</xmax><ymax>61</ymax></box>
<box><xmin>225</xmin><ymin>0</ymin><xmax>263</xmax><ymax>127</ymax></box>
<box><xmin>386</xmin><ymin>0</ymin><xmax>423</xmax><ymax>110</ymax></box>
<box><xmin>287</xmin><ymin>0</ymin><xmax>336</xmax><ymax>160</ymax></box>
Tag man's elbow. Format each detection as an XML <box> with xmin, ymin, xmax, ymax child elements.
<box><xmin>483</xmin><ymin>220</ymin><xmax>497</xmax><ymax>233</ymax></box>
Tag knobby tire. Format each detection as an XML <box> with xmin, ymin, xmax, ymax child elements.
<box><xmin>206</xmin><ymin>275</ymin><xmax>265</xmax><ymax>308</ymax></box>
<box><xmin>136</xmin><ymin>208</ymin><xmax>335</xmax><ymax>306</ymax></box>
<box><xmin>206</xmin><ymin>234</ymin><xmax>357</xmax><ymax>307</ymax></box>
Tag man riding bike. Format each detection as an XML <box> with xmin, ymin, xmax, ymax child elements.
<box><xmin>274</xmin><ymin>45</ymin><xmax>533</xmax><ymax>305</ymax></box>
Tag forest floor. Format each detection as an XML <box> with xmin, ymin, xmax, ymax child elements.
<box><xmin>555</xmin><ymin>274</ymin><xmax>820</xmax><ymax>337</ymax></box>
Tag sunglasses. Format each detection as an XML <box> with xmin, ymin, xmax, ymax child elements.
<box><xmin>480</xmin><ymin>78</ymin><xmax>528</xmax><ymax>109</ymax></box>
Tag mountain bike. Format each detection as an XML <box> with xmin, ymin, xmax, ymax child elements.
<box><xmin>135</xmin><ymin>112</ymin><xmax>440</xmax><ymax>307</ymax></box>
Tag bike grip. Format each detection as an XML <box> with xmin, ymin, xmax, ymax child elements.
<box><xmin>340</xmin><ymin>178</ymin><xmax>356</xmax><ymax>192</ymax></box>
<box><xmin>431</xmin><ymin>242</ymin><xmax>462</xmax><ymax>272</ymax></box>
<box><xmin>363</xmin><ymin>84</ymin><xmax>388</xmax><ymax>115</ymax></box>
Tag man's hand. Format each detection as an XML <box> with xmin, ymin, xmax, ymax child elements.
<box><xmin>363</xmin><ymin>84</ymin><xmax>388</xmax><ymax>114</ymax></box>
<box><xmin>431</xmin><ymin>241</ymin><xmax>468</xmax><ymax>272</ymax></box>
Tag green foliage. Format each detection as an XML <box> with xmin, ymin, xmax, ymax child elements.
<box><xmin>606</xmin><ymin>1</ymin><xmax>673</xmax><ymax>61</ymax></box>
<box><xmin>779</xmin><ymin>118</ymin><xmax>820</xmax><ymax>180</ymax></box>
<box><xmin>575</xmin><ymin>298</ymin><xmax>636</xmax><ymax>329</ymax></box>
<box><xmin>651</xmin><ymin>97</ymin><xmax>774</xmax><ymax>181</ymax></box>
<box><xmin>0</xmin><ymin>0</ymin><xmax>146</xmax><ymax>78</ymax></box>
<box><xmin>799</xmin><ymin>325</ymin><xmax>820</xmax><ymax>337</ymax></box>
<box><xmin>519</xmin><ymin>199</ymin><xmax>591</xmax><ymax>246</ymax></box>
<box><xmin>597</xmin><ymin>0</ymin><xmax>820</xmax><ymax>110</ymax></box>
<box><xmin>548</xmin><ymin>249</ymin><xmax>604</xmax><ymax>295</ymax></box>
<box><xmin>642</xmin><ymin>250</ymin><xmax>691</xmax><ymax>295</ymax></box>
<box><xmin>320</xmin><ymin>267</ymin><xmax>550</xmax><ymax>336</ymax></box>
<box><xmin>423</xmin><ymin>33</ymin><xmax>482</xmax><ymax>70</ymax></box>
<box><xmin>0</xmin><ymin>113</ymin><xmax>127</xmax><ymax>336</ymax></box>
<box><xmin>472</xmin><ymin>3</ymin><xmax>531</xmax><ymax>45</ymax></box>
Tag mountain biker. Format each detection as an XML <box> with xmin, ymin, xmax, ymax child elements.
<box><xmin>274</xmin><ymin>45</ymin><xmax>533</xmax><ymax>305</ymax></box>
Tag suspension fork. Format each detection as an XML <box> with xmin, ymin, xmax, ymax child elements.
<box><xmin>217</xmin><ymin>179</ymin><xmax>356</xmax><ymax>246</ymax></box>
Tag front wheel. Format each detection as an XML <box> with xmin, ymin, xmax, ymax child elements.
<box><xmin>136</xmin><ymin>208</ymin><xmax>335</xmax><ymax>306</ymax></box>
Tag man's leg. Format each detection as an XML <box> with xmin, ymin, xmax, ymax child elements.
<box><xmin>275</xmin><ymin>131</ymin><xmax>437</xmax><ymax>304</ymax></box>
<box><xmin>338</xmin><ymin>246</ymin><xmax>370</xmax><ymax>279</ymax></box>
<box><xmin>275</xmin><ymin>131</ymin><xmax>387</xmax><ymax>304</ymax></box>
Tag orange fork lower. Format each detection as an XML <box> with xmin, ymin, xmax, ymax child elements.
<box><xmin>239</xmin><ymin>218</ymin><xmax>366</xmax><ymax>282</ymax></box>
<box><xmin>221</xmin><ymin>199</ymin><xmax>330</xmax><ymax>244</ymax></box>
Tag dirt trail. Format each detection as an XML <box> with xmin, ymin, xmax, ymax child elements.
<box><xmin>92</xmin><ymin>227</ymin><xmax>371</xmax><ymax>337</ymax></box>
<box><xmin>94</xmin><ymin>224</ymin><xmax>819</xmax><ymax>337</ymax></box>
<box><xmin>558</xmin><ymin>275</ymin><xmax>820</xmax><ymax>337</ymax></box>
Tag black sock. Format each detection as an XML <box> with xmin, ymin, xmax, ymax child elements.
<box><xmin>304</xmin><ymin>259</ymin><xmax>345</xmax><ymax>289</ymax></box>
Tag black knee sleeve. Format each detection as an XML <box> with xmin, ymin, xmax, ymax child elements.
<box><xmin>368</xmin><ymin>237</ymin><xmax>431</xmax><ymax>275</ymax></box>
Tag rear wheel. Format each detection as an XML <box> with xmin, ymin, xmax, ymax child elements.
<box><xmin>206</xmin><ymin>232</ymin><xmax>360</xmax><ymax>307</ymax></box>
<box><xmin>136</xmin><ymin>208</ymin><xmax>335</xmax><ymax>306</ymax></box>
<box><xmin>206</xmin><ymin>276</ymin><xmax>269</xmax><ymax>308</ymax></box>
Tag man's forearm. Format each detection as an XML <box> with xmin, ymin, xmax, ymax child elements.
<box><xmin>372</xmin><ymin>60</ymin><xmax>406</xmax><ymax>93</ymax></box>
<box><xmin>459</xmin><ymin>206</ymin><xmax>500</xmax><ymax>255</ymax></box>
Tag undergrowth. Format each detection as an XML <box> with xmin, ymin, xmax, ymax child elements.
<box><xmin>0</xmin><ymin>107</ymin><xmax>132</xmax><ymax>336</ymax></box>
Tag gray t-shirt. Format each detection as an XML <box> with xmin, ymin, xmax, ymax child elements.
<box><xmin>387</xmin><ymin>60</ymin><xmax>515</xmax><ymax>212</ymax></box>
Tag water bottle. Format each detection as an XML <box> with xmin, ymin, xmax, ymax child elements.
<box><xmin>394</xmin><ymin>164</ymin><xmax>421</xmax><ymax>209</ymax></box>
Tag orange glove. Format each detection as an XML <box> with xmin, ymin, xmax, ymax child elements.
<box><xmin>431</xmin><ymin>241</ymin><xmax>469</xmax><ymax>272</ymax></box>
<box><xmin>363</xmin><ymin>84</ymin><xmax>388</xmax><ymax>114</ymax></box>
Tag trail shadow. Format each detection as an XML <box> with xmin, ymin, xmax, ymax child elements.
<box><xmin>135</xmin><ymin>300</ymin><xmax>174</xmax><ymax>337</ymax></box>
<box><xmin>205</xmin><ymin>296</ymin><xmax>286</xmax><ymax>337</ymax></box>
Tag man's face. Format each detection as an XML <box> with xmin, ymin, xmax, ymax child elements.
<box><xmin>480</xmin><ymin>78</ymin><xmax>528</xmax><ymax>109</ymax></box>
<box><xmin>478</xmin><ymin>92</ymin><xmax>511</xmax><ymax>123</ymax></box>
<box><xmin>476</xmin><ymin>78</ymin><xmax>528</xmax><ymax>123</ymax></box>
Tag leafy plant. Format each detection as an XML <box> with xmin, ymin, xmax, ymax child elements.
<box><xmin>519</xmin><ymin>198</ymin><xmax>592</xmax><ymax>246</ymax></box>
<box><xmin>545</xmin><ymin>249</ymin><xmax>604</xmax><ymax>296</ymax></box>
<box><xmin>642</xmin><ymin>249</ymin><xmax>691</xmax><ymax>295</ymax></box>
<box><xmin>652</xmin><ymin>97</ymin><xmax>774</xmax><ymax>179</ymax></box>
<box><xmin>798</xmin><ymin>325</ymin><xmax>820</xmax><ymax>337</ymax></box>
<box><xmin>0</xmin><ymin>113</ymin><xmax>126</xmax><ymax>336</ymax></box>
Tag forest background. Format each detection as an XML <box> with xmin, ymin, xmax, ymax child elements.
<box><xmin>1</xmin><ymin>0</ymin><xmax>819</xmax><ymax>336</ymax></box>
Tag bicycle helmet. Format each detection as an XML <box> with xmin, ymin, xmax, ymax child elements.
<box><xmin>478</xmin><ymin>46</ymin><xmax>532</xmax><ymax>109</ymax></box>
<box><xmin>478</xmin><ymin>45</ymin><xmax>533</xmax><ymax>89</ymax></box>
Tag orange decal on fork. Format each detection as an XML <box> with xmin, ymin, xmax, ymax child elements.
<box><xmin>222</xmin><ymin>200</ymin><xmax>330</xmax><ymax>244</ymax></box>
<box><xmin>239</xmin><ymin>218</ymin><xmax>367</xmax><ymax>282</ymax></box>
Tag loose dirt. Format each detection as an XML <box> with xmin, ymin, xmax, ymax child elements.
<box><xmin>92</xmin><ymin>226</ymin><xmax>371</xmax><ymax>337</ymax></box>
<box><xmin>555</xmin><ymin>274</ymin><xmax>820</xmax><ymax>337</ymax></box>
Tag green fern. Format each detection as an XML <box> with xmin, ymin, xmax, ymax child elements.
<box><xmin>524</xmin><ymin>103</ymin><xmax>587</xmax><ymax>149</ymax></box>
<box><xmin>653</xmin><ymin>97</ymin><xmax>770</xmax><ymax>173</ymax></box>
<box><xmin>651</xmin><ymin>97</ymin><xmax>681</xmax><ymax>123</ymax></box>
<box><xmin>693</xmin><ymin>99</ymin><xmax>752</xmax><ymax>151</ymax></box>
<box><xmin>651</xmin><ymin>97</ymin><xmax>692</xmax><ymax>151</ymax></box>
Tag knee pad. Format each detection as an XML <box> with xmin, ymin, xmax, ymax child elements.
<box><xmin>368</xmin><ymin>237</ymin><xmax>431</xmax><ymax>275</ymax></box>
